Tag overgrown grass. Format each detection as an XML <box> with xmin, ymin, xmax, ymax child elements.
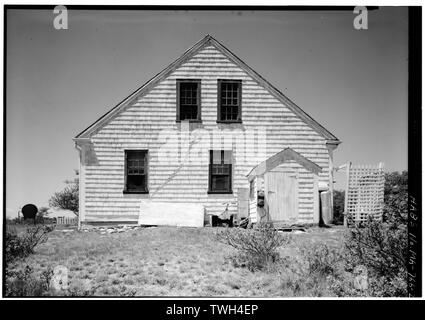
<box><xmin>6</xmin><ymin>225</ymin><xmax>345</xmax><ymax>297</ymax></box>
<box><xmin>7</xmin><ymin>217</ymin><xmax>407</xmax><ymax>297</ymax></box>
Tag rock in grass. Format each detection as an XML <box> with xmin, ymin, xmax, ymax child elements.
<box><xmin>50</xmin><ymin>265</ymin><xmax>69</xmax><ymax>291</ymax></box>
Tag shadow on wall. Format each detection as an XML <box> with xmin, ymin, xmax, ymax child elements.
<box><xmin>83</xmin><ymin>142</ymin><xmax>99</xmax><ymax>166</ymax></box>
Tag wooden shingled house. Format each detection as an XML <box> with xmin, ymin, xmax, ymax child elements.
<box><xmin>73</xmin><ymin>35</ymin><xmax>340</xmax><ymax>227</ymax></box>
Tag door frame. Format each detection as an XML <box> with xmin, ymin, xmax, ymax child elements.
<box><xmin>264</xmin><ymin>169</ymin><xmax>299</xmax><ymax>223</ymax></box>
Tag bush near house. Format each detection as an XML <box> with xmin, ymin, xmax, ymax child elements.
<box><xmin>216</xmin><ymin>223</ymin><xmax>291</xmax><ymax>271</ymax></box>
<box><xmin>5</xmin><ymin>225</ymin><xmax>55</xmax><ymax>296</ymax></box>
<box><xmin>5</xmin><ymin>265</ymin><xmax>54</xmax><ymax>297</ymax></box>
<box><xmin>340</xmin><ymin>171</ymin><xmax>409</xmax><ymax>296</ymax></box>
<box><xmin>299</xmin><ymin>243</ymin><xmax>343</xmax><ymax>277</ymax></box>
<box><xmin>5</xmin><ymin>225</ymin><xmax>55</xmax><ymax>264</ymax></box>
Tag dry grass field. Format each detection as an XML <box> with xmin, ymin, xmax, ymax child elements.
<box><xmin>7</xmin><ymin>225</ymin><xmax>345</xmax><ymax>297</ymax></box>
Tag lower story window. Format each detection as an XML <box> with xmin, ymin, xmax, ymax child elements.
<box><xmin>208</xmin><ymin>150</ymin><xmax>232</xmax><ymax>193</ymax></box>
<box><xmin>124</xmin><ymin>150</ymin><xmax>148</xmax><ymax>193</ymax></box>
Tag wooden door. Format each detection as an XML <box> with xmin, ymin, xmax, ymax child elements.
<box><xmin>265</xmin><ymin>171</ymin><xmax>298</xmax><ymax>222</ymax></box>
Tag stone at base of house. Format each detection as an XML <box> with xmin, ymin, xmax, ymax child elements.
<box><xmin>81</xmin><ymin>224</ymin><xmax>142</xmax><ymax>234</ymax></box>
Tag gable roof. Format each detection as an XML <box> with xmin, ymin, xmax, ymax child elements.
<box><xmin>247</xmin><ymin>147</ymin><xmax>322</xmax><ymax>181</ymax></box>
<box><xmin>74</xmin><ymin>35</ymin><xmax>340</xmax><ymax>142</ymax></box>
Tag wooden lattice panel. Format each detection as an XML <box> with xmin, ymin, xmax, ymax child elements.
<box><xmin>345</xmin><ymin>163</ymin><xmax>385</xmax><ymax>224</ymax></box>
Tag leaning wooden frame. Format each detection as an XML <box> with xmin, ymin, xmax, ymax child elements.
<box><xmin>338</xmin><ymin>162</ymin><xmax>385</xmax><ymax>226</ymax></box>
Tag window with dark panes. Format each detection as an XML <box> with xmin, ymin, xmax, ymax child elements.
<box><xmin>209</xmin><ymin>150</ymin><xmax>232</xmax><ymax>193</ymax></box>
<box><xmin>177</xmin><ymin>80</ymin><xmax>201</xmax><ymax>121</ymax></box>
<box><xmin>124</xmin><ymin>150</ymin><xmax>148</xmax><ymax>193</ymax></box>
<box><xmin>218</xmin><ymin>80</ymin><xmax>241</xmax><ymax>122</ymax></box>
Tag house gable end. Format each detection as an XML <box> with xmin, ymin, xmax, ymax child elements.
<box><xmin>74</xmin><ymin>35</ymin><xmax>339</xmax><ymax>142</ymax></box>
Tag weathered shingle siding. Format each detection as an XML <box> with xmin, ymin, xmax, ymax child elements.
<box><xmin>82</xmin><ymin>45</ymin><xmax>329</xmax><ymax>223</ymax></box>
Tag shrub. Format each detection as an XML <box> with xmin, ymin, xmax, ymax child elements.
<box><xmin>6</xmin><ymin>266</ymin><xmax>99</xmax><ymax>297</ymax></box>
<box><xmin>217</xmin><ymin>223</ymin><xmax>290</xmax><ymax>271</ymax></box>
<box><xmin>328</xmin><ymin>171</ymin><xmax>410</xmax><ymax>297</ymax></box>
<box><xmin>328</xmin><ymin>273</ymin><xmax>368</xmax><ymax>297</ymax></box>
<box><xmin>299</xmin><ymin>243</ymin><xmax>343</xmax><ymax>277</ymax></box>
<box><xmin>5</xmin><ymin>224</ymin><xmax>55</xmax><ymax>296</ymax></box>
<box><xmin>279</xmin><ymin>265</ymin><xmax>337</xmax><ymax>297</ymax></box>
<box><xmin>383</xmin><ymin>171</ymin><xmax>408</xmax><ymax>224</ymax></box>
<box><xmin>342</xmin><ymin>192</ymin><xmax>409</xmax><ymax>296</ymax></box>
<box><xmin>5</xmin><ymin>225</ymin><xmax>55</xmax><ymax>264</ymax></box>
<box><xmin>384</xmin><ymin>171</ymin><xmax>408</xmax><ymax>200</ymax></box>
<box><xmin>344</xmin><ymin>217</ymin><xmax>406</xmax><ymax>275</ymax></box>
<box><xmin>5</xmin><ymin>265</ymin><xmax>53</xmax><ymax>297</ymax></box>
<box><xmin>343</xmin><ymin>218</ymin><xmax>407</xmax><ymax>296</ymax></box>
<box><xmin>295</xmin><ymin>242</ymin><xmax>395</xmax><ymax>297</ymax></box>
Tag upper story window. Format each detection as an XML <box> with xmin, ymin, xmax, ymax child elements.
<box><xmin>124</xmin><ymin>150</ymin><xmax>148</xmax><ymax>194</ymax></box>
<box><xmin>217</xmin><ymin>79</ymin><xmax>242</xmax><ymax>122</ymax></box>
<box><xmin>177</xmin><ymin>79</ymin><xmax>201</xmax><ymax>121</ymax></box>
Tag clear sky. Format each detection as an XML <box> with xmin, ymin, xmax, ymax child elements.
<box><xmin>6</xmin><ymin>8</ymin><xmax>408</xmax><ymax>217</ymax></box>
